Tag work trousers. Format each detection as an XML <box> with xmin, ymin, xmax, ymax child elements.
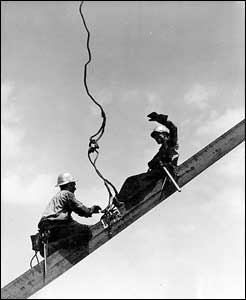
<box><xmin>117</xmin><ymin>166</ymin><xmax>178</xmax><ymax>209</ymax></box>
<box><xmin>38</xmin><ymin>219</ymin><xmax>92</xmax><ymax>257</ymax></box>
<box><xmin>117</xmin><ymin>169</ymin><xmax>164</xmax><ymax>209</ymax></box>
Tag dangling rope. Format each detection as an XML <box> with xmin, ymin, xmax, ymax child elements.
<box><xmin>79</xmin><ymin>1</ymin><xmax>118</xmax><ymax>208</ymax></box>
<box><xmin>30</xmin><ymin>251</ymin><xmax>40</xmax><ymax>269</ymax></box>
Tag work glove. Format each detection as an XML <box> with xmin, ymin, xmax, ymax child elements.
<box><xmin>91</xmin><ymin>205</ymin><xmax>102</xmax><ymax>214</ymax></box>
<box><xmin>147</xmin><ymin>112</ymin><xmax>168</xmax><ymax>124</ymax></box>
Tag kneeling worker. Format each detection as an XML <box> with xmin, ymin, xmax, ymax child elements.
<box><xmin>38</xmin><ymin>173</ymin><xmax>102</xmax><ymax>257</ymax></box>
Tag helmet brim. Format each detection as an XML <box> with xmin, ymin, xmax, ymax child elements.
<box><xmin>151</xmin><ymin>131</ymin><xmax>169</xmax><ymax>139</ymax></box>
<box><xmin>55</xmin><ymin>180</ymin><xmax>78</xmax><ymax>187</ymax></box>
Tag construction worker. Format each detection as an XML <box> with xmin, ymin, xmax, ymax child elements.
<box><xmin>147</xmin><ymin>112</ymin><xmax>179</xmax><ymax>174</ymax></box>
<box><xmin>38</xmin><ymin>173</ymin><xmax>102</xmax><ymax>257</ymax></box>
<box><xmin>113</xmin><ymin>112</ymin><xmax>179</xmax><ymax>210</ymax></box>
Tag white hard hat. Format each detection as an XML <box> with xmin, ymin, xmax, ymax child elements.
<box><xmin>153</xmin><ymin>125</ymin><xmax>169</xmax><ymax>133</ymax></box>
<box><xmin>55</xmin><ymin>173</ymin><xmax>77</xmax><ymax>187</ymax></box>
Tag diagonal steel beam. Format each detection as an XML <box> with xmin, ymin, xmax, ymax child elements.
<box><xmin>1</xmin><ymin>119</ymin><xmax>245</xmax><ymax>299</ymax></box>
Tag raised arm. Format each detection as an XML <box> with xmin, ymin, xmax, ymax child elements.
<box><xmin>147</xmin><ymin>112</ymin><xmax>178</xmax><ymax>147</ymax></box>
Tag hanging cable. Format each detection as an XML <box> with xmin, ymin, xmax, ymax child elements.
<box><xmin>79</xmin><ymin>1</ymin><xmax>119</xmax><ymax>209</ymax></box>
<box><xmin>30</xmin><ymin>251</ymin><xmax>40</xmax><ymax>269</ymax></box>
<box><xmin>79</xmin><ymin>1</ymin><xmax>106</xmax><ymax>143</ymax></box>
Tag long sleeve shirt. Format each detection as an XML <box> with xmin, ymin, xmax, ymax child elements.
<box><xmin>39</xmin><ymin>190</ymin><xmax>94</xmax><ymax>225</ymax></box>
<box><xmin>148</xmin><ymin>120</ymin><xmax>179</xmax><ymax>170</ymax></box>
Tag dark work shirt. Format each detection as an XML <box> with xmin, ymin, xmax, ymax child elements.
<box><xmin>148</xmin><ymin>120</ymin><xmax>179</xmax><ymax>170</ymax></box>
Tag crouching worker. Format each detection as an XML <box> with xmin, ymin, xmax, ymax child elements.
<box><xmin>113</xmin><ymin>112</ymin><xmax>179</xmax><ymax>210</ymax></box>
<box><xmin>37</xmin><ymin>173</ymin><xmax>101</xmax><ymax>257</ymax></box>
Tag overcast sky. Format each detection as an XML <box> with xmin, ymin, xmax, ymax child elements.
<box><xmin>1</xmin><ymin>1</ymin><xmax>245</xmax><ymax>299</ymax></box>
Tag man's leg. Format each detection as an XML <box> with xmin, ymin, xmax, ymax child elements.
<box><xmin>116</xmin><ymin>170</ymin><xmax>164</xmax><ymax>209</ymax></box>
<box><xmin>45</xmin><ymin>221</ymin><xmax>92</xmax><ymax>255</ymax></box>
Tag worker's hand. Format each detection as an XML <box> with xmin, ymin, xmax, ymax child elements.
<box><xmin>147</xmin><ymin>112</ymin><xmax>168</xmax><ymax>123</ymax></box>
<box><xmin>91</xmin><ymin>205</ymin><xmax>102</xmax><ymax>214</ymax></box>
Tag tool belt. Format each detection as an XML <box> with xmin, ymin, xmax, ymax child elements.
<box><xmin>30</xmin><ymin>232</ymin><xmax>43</xmax><ymax>252</ymax></box>
<box><xmin>31</xmin><ymin>220</ymin><xmax>53</xmax><ymax>253</ymax></box>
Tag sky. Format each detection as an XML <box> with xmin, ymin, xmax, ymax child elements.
<box><xmin>1</xmin><ymin>1</ymin><xmax>245</xmax><ymax>299</ymax></box>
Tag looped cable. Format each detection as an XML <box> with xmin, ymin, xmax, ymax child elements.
<box><xmin>30</xmin><ymin>251</ymin><xmax>40</xmax><ymax>269</ymax></box>
<box><xmin>79</xmin><ymin>0</ymin><xmax>119</xmax><ymax>208</ymax></box>
<box><xmin>87</xmin><ymin>149</ymin><xmax>118</xmax><ymax>207</ymax></box>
